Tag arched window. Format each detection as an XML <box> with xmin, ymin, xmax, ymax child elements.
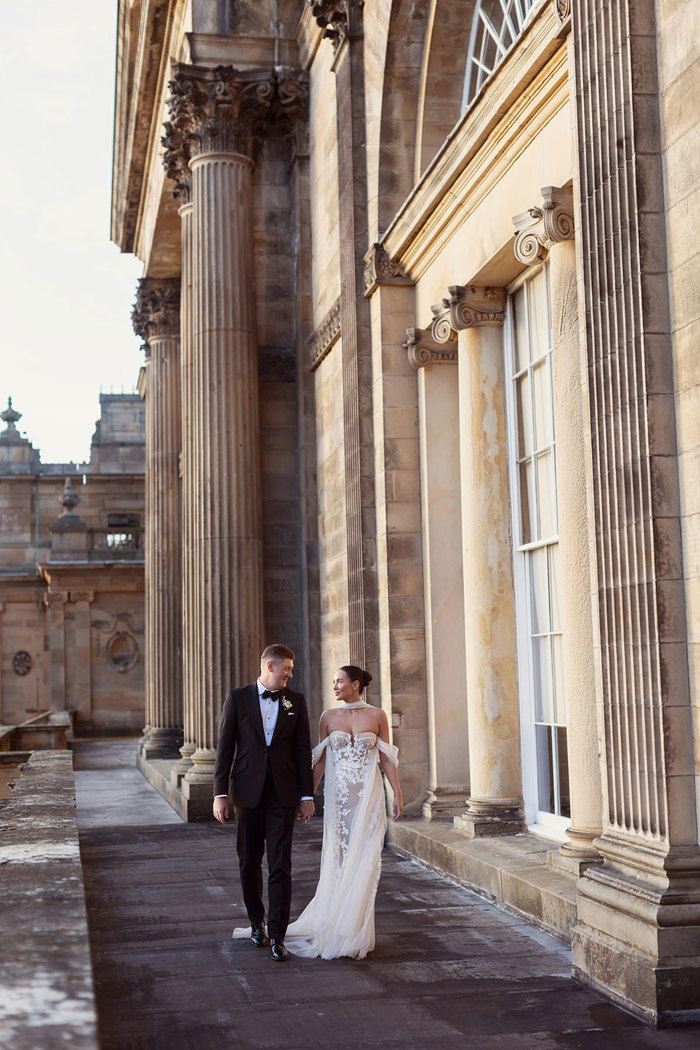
<box><xmin>461</xmin><ymin>0</ymin><xmax>540</xmax><ymax>112</ymax></box>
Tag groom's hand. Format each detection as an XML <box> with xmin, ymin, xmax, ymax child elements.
<box><xmin>296</xmin><ymin>799</ymin><xmax>315</xmax><ymax>823</ymax></box>
<box><xmin>213</xmin><ymin>797</ymin><xmax>230</xmax><ymax>824</ymax></box>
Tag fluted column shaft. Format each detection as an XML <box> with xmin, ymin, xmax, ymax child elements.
<box><xmin>184</xmin><ymin>150</ymin><xmax>264</xmax><ymax>783</ymax></box>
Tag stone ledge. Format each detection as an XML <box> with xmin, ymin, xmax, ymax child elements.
<box><xmin>137</xmin><ymin>752</ymin><xmax>210</xmax><ymax>822</ymax></box>
<box><xmin>387</xmin><ymin>817</ymin><xmax>577</xmax><ymax>941</ymax></box>
<box><xmin>0</xmin><ymin>750</ymin><xmax>99</xmax><ymax>1050</ymax></box>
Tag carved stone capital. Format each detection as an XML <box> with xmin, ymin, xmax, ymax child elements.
<box><xmin>274</xmin><ymin>67</ymin><xmax>310</xmax><ymax>160</ymax></box>
<box><xmin>163</xmin><ymin>65</ymin><xmax>275</xmax><ymax>195</ymax></box>
<box><xmin>403</xmin><ymin>328</ymin><xmax>458</xmax><ymax>369</ymax></box>
<box><xmin>308</xmin><ymin>299</ymin><xmax>341</xmax><ymax>370</ymax></box>
<box><xmin>430</xmin><ymin>286</ymin><xmax>506</xmax><ymax>341</ymax></box>
<box><xmin>363</xmin><ymin>244</ymin><xmax>412</xmax><ymax>297</ymax></box>
<box><xmin>132</xmin><ymin>279</ymin><xmax>180</xmax><ymax>348</ymax></box>
<box><xmin>308</xmin><ymin>1</ymin><xmax>364</xmax><ymax>52</ymax></box>
<box><xmin>513</xmin><ymin>185</ymin><xmax>574</xmax><ymax>264</ymax></box>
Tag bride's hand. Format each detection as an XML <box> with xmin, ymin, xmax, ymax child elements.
<box><xmin>392</xmin><ymin>796</ymin><xmax>403</xmax><ymax>821</ymax></box>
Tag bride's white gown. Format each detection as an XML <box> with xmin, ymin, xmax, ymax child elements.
<box><xmin>284</xmin><ymin>730</ymin><xmax>399</xmax><ymax>959</ymax></box>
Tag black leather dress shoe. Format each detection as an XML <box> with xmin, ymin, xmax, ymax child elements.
<box><xmin>270</xmin><ymin>939</ymin><xmax>289</xmax><ymax>962</ymax></box>
<box><xmin>250</xmin><ymin>923</ymin><xmax>268</xmax><ymax>948</ymax></box>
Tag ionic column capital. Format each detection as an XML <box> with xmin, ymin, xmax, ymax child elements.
<box><xmin>163</xmin><ymin>64</ymin><xmax>275</xmax><ymax>188</ymax></box>
<box><xmin>403</xmin><ymin>327</ymin><xmax>457</xmax><ymax>369</ymax></box>
<box><xmin>430</xmin><ymin>286</ymin><xmax>506</xmax><ymax>341</ymax></box>
<box><xmin>513</xmin><ymin>185</ymin><xmax>574</xmax><ymax>265</ymax></box>
<box><xmin>132</xmin><ymin>278</ymin><xmax>180</xmax><ymax>350</ymax></box>
<box><xmin>364</xmin><ymin>244</ymin><xmax>412</xmax><ymax>297</ymax></box>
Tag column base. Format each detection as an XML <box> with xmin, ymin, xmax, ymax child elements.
<box><xmin>454</xmin><ymin>796</ymin><xmax>524</xmax><ymax>837</ymax></box>
<box><xmin>553</xmin><ymin>823</ymin><xmax>602</xmax><ymax>876</ymax></box>
<box><xmin>422</xmin><ymin>787</ymin><xmax>469</xmax><ymax>820</ymax></box>
<box><xmin>170</xmin><ymin>741</ymin><xmax>195</xmax><ymax>786</ymax></box>
<box><xmin>139</xmin><ymin>726</ymin><xmax>183</xmax><ymax>760</ymax></box>
<box><xmin>183</xmin><ymin>746</ymin><xmax>216</xmax><ymax>786</ymax></box>
<box><xmin>572</xmin><ymin>835</ymin><xmax>700</xmax><ymax>1025</ymax></box>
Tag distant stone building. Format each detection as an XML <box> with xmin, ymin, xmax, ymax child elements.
<box><xmin>0</xmin><ymin>394</ymin><xmax>145</xmax><ymax>733</ymax></box>
<box><xmin>111</xmin><ymin>0</ymin><xmax>700</xmax><ymax>1025</ymax></box>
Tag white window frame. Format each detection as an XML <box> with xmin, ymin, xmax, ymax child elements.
<box><xmin>504</xmin><ymin>264</ymin><xmax>569</xmax><ymax>843</ymax></box>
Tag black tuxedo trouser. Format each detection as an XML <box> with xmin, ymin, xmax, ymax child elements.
<box><xmin>235</xmin><ymin>772</ymin><xmax>296</xmax><ymax>940</ymax></box>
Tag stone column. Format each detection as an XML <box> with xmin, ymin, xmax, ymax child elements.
<box><xmin>311</xmin><ymin>2</ymin><xmax>379</xmax><ymax>678</ymax></box>
<box><xmin>513</xmin><ymin>186</ymin><xmax>601</xmax><ymax>867</ymax></box>
<box><xmin>70</xmin><ymin>590</ymin><xmax>94</xmax><ymax>726</ymax></box>
<box><xmin>132</xmin><ymin>279</ymin><xmax>183</xmax><ymax>758</ymax></box>
<box><xmin>432</xmin><ymin>287</ymin><xmax>524</xmax><ymax>836</ymax></box>
<box><xmin>404</xmin><ymin>328</ymin><xmax>468</xmax><ymax>818</ymax></box>
<box><xmin>569</xmin><ymin>0</ymin><xmax>700</xmax><ymax>1022</ymax></box>
<box><xmin>44</xmin><ymin>591</ymin><xmax>68</xmax><ymax>711</ymax></box>
<box><xmin>164</xmin><ymin>65</ymin><xmax>272</xmax><ymax>789</ymax></box>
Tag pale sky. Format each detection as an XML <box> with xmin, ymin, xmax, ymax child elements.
<box><xmin>0</xmin><ymin>1</ymin><xmax>144</xmax><ymax>465</ymax></box>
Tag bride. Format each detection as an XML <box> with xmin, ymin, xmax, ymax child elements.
<box><xmin>284</xmin><ymin>665</ymin><xmax>403</xmax><ymax>960</ymax></box>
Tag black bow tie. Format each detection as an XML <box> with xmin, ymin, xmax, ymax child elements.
<box><xmin>262</xmin><ymin>690</ymin><xmax>281</xmax><ymax>701</ymax></box>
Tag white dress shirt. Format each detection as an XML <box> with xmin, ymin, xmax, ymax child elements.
<box><xmin>214</xmin><ymin>679</ymin><xmax>313</xmax><ymax>801</ymax></box>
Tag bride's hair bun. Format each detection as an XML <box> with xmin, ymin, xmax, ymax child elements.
<box><xmin>340</xmin><ymin>665</ymin><xmax>372</xmax><ymax>693</ymax></box>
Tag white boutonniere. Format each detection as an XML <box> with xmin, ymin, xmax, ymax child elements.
<box><xmin>281</xmin><ymin>696</ymin><xmax>293</xmax><ymax>714</ymax></box>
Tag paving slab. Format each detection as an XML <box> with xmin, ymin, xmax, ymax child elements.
<box><xmin>74</xmin><ymin>742</ymin><xmax>700</xmax><ymax>1050</ymax></box>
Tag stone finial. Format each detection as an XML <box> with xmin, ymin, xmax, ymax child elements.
<box><xmin>131</xmin><ymin>279</ymin><xmax>180</xmax><ymax>350</ymax></box>
<box><xmin>1</xmin><ymin>397</ymin><xmax>21</xmax><ymax>433</ymax></box>
<box><xmin>513</xmin><ymin>185</ymin><xmax>574</xmax><ymax>264</ymax></box>
<box><xmin>162</xmin><ymin>65</ymin><xmax>275</xmax><ymax>197</ymax></box>
<box><xmin>308</xmin><ymin>1</ymin><xmax>363</xmax><ymax>51</ymax></box>
<box><xmin>403</xmin><ymin>328</ymin><xmax>458</xmax><ymax>369</ymax></box>
<box><xmin>430</xmin><ymin>286</ymin><xmax>506</xmax><ymax>342</ymax></box>
<box><xmin>58</xmin><ymin>477</ymin><xmax>81</xmax><ymax>515</ymax></box>
<box><xmin>363</xmin><ymin>244</ymin><xmax>413</xmax><ymax>297</ymax></box>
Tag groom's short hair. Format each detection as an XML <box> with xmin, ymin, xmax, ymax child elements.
<box><xmin>261</xmin><ymin>643</ymin><xmax>295</xmax><ymax>663</ymax></box>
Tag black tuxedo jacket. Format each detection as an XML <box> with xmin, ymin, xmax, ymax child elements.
<box><xmin>213</xmin><ymin>684</ymin><xmax>314</xmax><ymax>808</ymax></box>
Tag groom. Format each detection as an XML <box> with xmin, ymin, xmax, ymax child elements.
<box><xmin>213</xmin><ymin>643</ymin><xmax>314</xmax><ymax>962</ymax></box>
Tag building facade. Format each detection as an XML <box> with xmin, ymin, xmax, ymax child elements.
<box><xmin>0</xmin><ymin>394</ymin><xmax>145</xmax><ymax>733</ymax></box>
<box><xmin>112</xmin><ymin>0</ymin><xmax>700</xmax><ymax>1024</ymax></box>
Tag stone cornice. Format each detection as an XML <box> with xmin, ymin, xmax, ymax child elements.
<box><xmin>403</xmin><ymin>328</ymin><xmax>457</xmax><ymax>369</ymax></box>
<box><xmin>363</xmin><ymin>244</ymin><xmax>413</xmax><ymax>297</ymax></box>
<box><xmin>430</xmin><ymin>286</ymin><xmax>506</xmax><ymax>342</ymax></box>
<box><xmin>132</xmin><ymin>278</ymin><xmax>180</xmax><ymax>347</ymax></box>
<box><xmin>513</xmin><ymin>185</ymin><xmax>574</xmax><ymax>264</ymax></box>
<box><xmin>162</xmin><ymin>64</ymin><xmax>276</xmax><ymax>197</ymax></box>
<box><xmin>308</xmin><ymin>299</ymin><xmax>341</xmax><ymax>370</ymax></box>
<box><xmin>308</xmin><ymin>1</ymin><xmax>364</xmax><ymax>52</ymax></box>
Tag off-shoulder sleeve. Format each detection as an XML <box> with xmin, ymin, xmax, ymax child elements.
<box><xmin>312</xmin><ymin>736</ymin><xmax>330</xmax><ymax>767</ymax></box>
<box><xmin>377</xmin><ymin>738</ymin><xmax>399</xmax><ymax>767</ymax></box>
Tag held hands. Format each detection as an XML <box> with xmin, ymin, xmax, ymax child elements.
<box><xmin>213</xmin><ymin>797</ymin><xmax>230</xmax><ymax>824</ymax></box>
<box><xmin>296</xmin><ymin>799</ymin><xmax>315</xmax><ymax>823</ymax></box>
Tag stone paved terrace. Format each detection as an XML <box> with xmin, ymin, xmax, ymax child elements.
<box><xmin>74</xmin><ymin>741</ymin><xmax>700</xmax><ymax>1050</ymax></box>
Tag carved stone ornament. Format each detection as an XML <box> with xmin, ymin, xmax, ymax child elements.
<box><xmin>363</xmin><ymin>244</ymin><xmax>413</xmax><ymax>297</ymax></box>
<box><xmin>1</xmin><ymin>397</ymin><xmax>21</xmax><ymax>434</ymax></box>
<box><xmin>513</xmin><ymin>185</ymin><xmax>574</xmax><ymax>265</ymax></box>
<box><xmin>274</xmin><ymin>67</ymin><xmax>310</xmax><ymax>159</ymax></box>
<box><xmin>554</xmin><ymin>0</ymin><xmax>571</xmax><ymax>26</ymax></box>
<box><xmin>12</xmin><ymin>651</ymin><xmax>32</xmax><ymax>676</ymax></box>
<box><xmin>403</xmin><ymin>328</ymin><xmax>458</xmax><ymax>369</ymax></box>
<box><xmin>308</xmin><ymin>299</ymin><xmax>341</xmax><ymax>370</ymax></box>
<box><xmin>308</xmin><ymin>1</ymin><xmax>364</xmax><ymax>51</ymax></box>
<box><xmin>430</xmin><ymin>286</ymin><xmax>506</xmax><ymax>342</ymax></box>
<box><xmin>162</xmin><ymin>64</ymin><xmax>276</xmax><ymax>198</ymax></box>
<box><xmin>58</xmin><ymin>477</ymin><xmax>81</xmax><ymax>515</ymax></box>
<box><xmin>131</xmin><ymin>279</ymin><xmax>180</xmax><ymax>348</ymax></box>
<box><xmin>106</xmin><ymin>631</ymin><xmax>138</xmax><ymax>674</ymax></box>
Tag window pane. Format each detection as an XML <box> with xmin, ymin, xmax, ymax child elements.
<box><xmin>552</xmin><ymin>632</ymin><xmax>566</xmax><ymax>725</ymax></box>
<box><xmin>536</xmin><ymin>451</ymin><xmax>557</xmax><ymax>539</ymax></box>
<box><xmin>557</xmin><ymin>726</ymin><xmax>571</xmax><ymax>819</ymax></box>
<box><xmin>528</xmin><ymin>267</ymin><xmax>549</xmax><ymax>354</ymax></box>
<box><xmin>519</xmin><ymin>460</ymin><xmax>535</xmax><ymax>544</ymax></box>
<box><xmin>530</xmin><ymin>546</ymin><xmax>549</xmax><ymax>634</ymax></box>
<box><xmin>516</xmin><ymin>373</ymin><xmax>532</xmax><ymax>457</ymax></box>
<box><xmin>513</xmin><ymin>285</ymin><xmax>528</xmax><ymax>372</ymax></box>
<box><xmin>548</xmin><ymin>545</ymin><xmax>562</xmax><ymax>632</ymax></box>
<box><xmin>532</xmin><ymin>360</ymin><xmax>553</xmax><ymax>451</ymax></box>
<box><xmin>536</xmin><ymin>724</ymin><xmax>554</xmax><ymax>814</ymax></box>
<box><xmin>532</xmin><ymin>635</ymin><xmax>553</xmax><ymax>723</ymax></box>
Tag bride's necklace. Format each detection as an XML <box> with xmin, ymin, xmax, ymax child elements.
<box><xmin>336</xmin><ymin>700</ymin><xmax>369</xmax><ymax>709</ymax></box>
